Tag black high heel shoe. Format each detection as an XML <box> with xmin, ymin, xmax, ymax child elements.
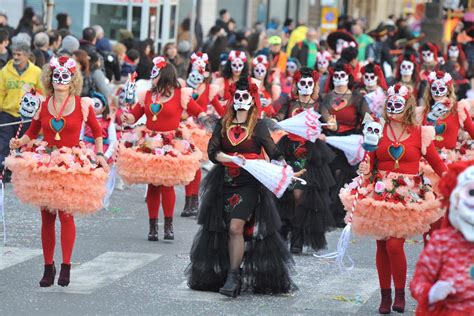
<box><xmin>39</xmin><ymin>262</ymin><xmax>56</xmax><ymax>287</ymax></box>
<box><xmin>219</xmin><ymin>269</ymin><xmax>241</xmax><ymax>298</ymax></box>
<box><xmin>57</xmin><ymin>263</ymin><xmax>71</xmax><ymax>287</ymax></box>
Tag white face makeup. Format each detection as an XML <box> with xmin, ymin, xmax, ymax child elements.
<box><xmin>286</xmin><ymin>61</ymin><xmax>298</xmax><ymax>74</ymax></box>
<box><xmin>427</xmin><ymin>101</ymin><xmax>449</xmax><ymax>122</ymax></box>
<box><xmin>253</xmin><ymin>63</ymin><xmax>267</xmax><ymax>80</ymax></box>
<box><xmin>363</xmin><ymin>73</ymin><xmax>378</xmax><ymax>87</ymax></box>
<box><xmin>386</xmin><ymin>95</ymin><xmax>406</xmax><ymax>115</ymax></box>
<box><xmin>431</xmin><ymin>79</ymin><xmax>448</xmax><ymax>98</ymax></box>
<box><xmin>52</xmin><ymin>66</ymin><xmax>72</xmax><ymax>85</ymax></box>
<box><xmin>363</xmin><ymin>121</ymin><xmax>383</xmax><ymax>146</ymax></box>
<box><xmin>297</xmin><ymin>77</ymin><xmax>314</xmax><ymax>95</ymax></box>
<box><xmin>91</xmin><ymin>97</ymin><xmax>105</xmax><ymax>115</ymax></box>
<box><xmin>231</xmin><ymin>58</ymin><xmax>244</xmax><ymax>73</ymax></box>
<box><xmin>400</xmin><ymin>60</ymin><xmax>414</xmax><ymax>76</ymax></box>
<box><xmin>317</xmin><ymin>58</ymin><xmax>329</xmax><ymax>70</ymax></box>
<box><xmin>186</xmin><ymin>69</ymin><xmax>204</xmax><ymax>89</ymax></box>
<box><xmin>448</xmin><ymin>46</ymin><xmax>459</xmax><ymax>59</ymax></box>
<box><xmin>150</xmin><ymin>66</ymin><xmax>160</xmax><ymax>79</ymax></box>
<box><xmin>333</xmin><ymin>70</ymin><xmax>349</xmax><ymax>87</ymax></box>
<box><xmin>422</xmin><ymin>50</ymin><xmax>435</xmax><ymax>63</ymax></box>
<box><xmin>19</xmin><ymin>92</ymin><xmax>41</xmax><ymax>119</ymax></box>
<box><xmin>233</xmin><ymin>89</ymin><xmax>252</xmax><ymax>111</ymax></box>
<box><xmin>449</xmin><ymin>166</ymin><xmax>474</xmax><ymax>241</ymax></box>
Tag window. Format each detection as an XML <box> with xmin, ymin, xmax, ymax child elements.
<box><xmin>90</xmin><ymin>4</ymin><xmax>128</xmax><ymax>40</ymax></box>
<box><xmin>132</xmin><ymin>6</ymin><xmax>142</xmax><ymax>38</ymax></box>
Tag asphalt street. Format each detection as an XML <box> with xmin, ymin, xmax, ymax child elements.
<box><xmin>0</xmin><ymin>172</ymin><xmax>424</xmax><ymax>316</ymax></box>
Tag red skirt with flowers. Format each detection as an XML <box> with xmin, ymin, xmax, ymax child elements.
<box><xmin>339</xmin><ymin>171</ymin><xmax>444</xmax><ymax>239</ymax></box>
<box><xmin>116</xmin><ymin>126</ymin><xmax>202</xmax><ymax>186</ymax></box>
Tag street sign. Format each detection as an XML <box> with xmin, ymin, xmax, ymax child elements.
<box><xmin>321</xmin><ymin>7</ymin><xmax>338</xmax><ymax>34</ymax></box>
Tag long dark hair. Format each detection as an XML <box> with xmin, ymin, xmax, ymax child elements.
<box><xmin>222</xmin><ymin>56</ymin><xmax>249</xmax><ymax>79</ymax></box>
<box><xmin>151</xmin><ymin>63</ymin><xmax>181</xmax><ymax>97</ymax></box>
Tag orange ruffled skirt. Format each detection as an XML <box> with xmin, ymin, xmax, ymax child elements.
<box><xmin>339</xmin><ymin>171</ymin><xmax>444</xmax><ymax>240</ymax></box>
<box><xmin>180</xmin><ymin>119</ymin><xmax>211</xmax><ymax>161</ymax></box>
<box><xmin>5</xmin><ymin>146</ymin><xmax>108</xmax><ymax>215</ymax></box>
<box><xmin>116</xmin><ymin>128</ymin><xmax>202</xmax><ymax>186</ymax></box>
<box><xmin>419</xmin><ymin>148</ymin><xmax>460</xmax><ymax>191</ymax></box>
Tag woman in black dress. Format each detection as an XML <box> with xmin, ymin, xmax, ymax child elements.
<box><xmin>186</xmin><ymin>77</ymin><xmax>295</xmax><ymax>297</ymax></box>
<box><xmin>275</xmin><ymin>67</ymin><xmax>337</xmax><ymax>254</ymax></box>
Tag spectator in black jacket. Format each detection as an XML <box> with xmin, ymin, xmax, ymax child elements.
<box><xmin>0</xmin><ymin>28</ymin><xmax>11</xmax><ymax>68</ymax></box>
<box><xmin>135</xmin><ymin>40</ymin><xmax>153</xmax><ymax>80</ymax></box>
<box><xmin>291</xmin><ymin>27</ymin><xmax>319</xmax><ymax>68</ymax></box>
<box><xmin>79</xmin><ymin>27</ymin><xmax>97</xmax><ymax>57</ymax></box>
<box><xmin>0</xmin><ymin>13</ymin><xmax>15</xmax><ymax>41</ymax></box>
<box><xmin>215</xmin><ymin>9</ymin><xmax>230</xmax><ymax>34</ymax></box>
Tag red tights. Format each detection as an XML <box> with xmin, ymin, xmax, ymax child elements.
<box><xmin>185</xmin><ymin>169</ymin><xmax>201</xmax><ymax>196</ymax></box>
<box><xmin>146</xmin><ymin>185</ymin><xmax>176</xmax><ymax>219</ymax></box>
<box><xmin>376</xmin><ymin>238</ymin><xmax>406</xmax><ymax>290</ymax></box>
<box><xmin>41</xmin><ymin>209</ymin><xmax>75</xmax><ymax>265</ymax></box>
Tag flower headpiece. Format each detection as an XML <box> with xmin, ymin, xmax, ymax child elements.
<box><xmin>49</xmin><ymin>56</ymin><xmax>77</xmax><ymax>74</ymax></box>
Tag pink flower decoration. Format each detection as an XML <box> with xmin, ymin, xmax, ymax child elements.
<box><xmin>374</xmin><ymin>181</ymin><xmax>385</xmax><ymax>193</ymax></box>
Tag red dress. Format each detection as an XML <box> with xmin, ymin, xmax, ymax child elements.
<box><xmin>339</xmin><ymin>126</ymin><xmax>448</xmax><ymax>239</ymax></box>
<box><xmin>26</xmin><ymin>96</ymin><xmax>102</xmax><ymax>147</ymax></box>
<box><xmin>410</xmin><ymin>227</ymin><xmax>474</xmax><ymax>316</ymax></box>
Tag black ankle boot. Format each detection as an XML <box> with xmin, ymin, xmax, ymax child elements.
<box><xmin>180</xmin><ymin>196</ymin><xmax>192</xmax><ymax>217</ymax></box>
<box><xmin>164</xmin><ymin>217</ymin><xmax>174</xmax><ymax>240</ymax></box>
<box><xmin>290</xmin><ymin>228</ymin><xmax>303</xmax><ymax>254</ymax></box>
<box><xmin>189</xmin><ymin>195</ymin><xmax>199</xmax><ymax>216</ymax></box>
<box><xmin>148</xmin><ymin>218</ymin><xmax>159</xmax><ymax>241</ymax></box>
<box><xmin>57</xmin><ymin>263</ymin><xmax>71</xmax><ymax>287</ymax></box>
<box><xmin>219</xmin><ymin>269</ymin><xmax>241</xmax><ymax>298</ymax></box>
<box><xmin>39</xmin><ymin>262</ymin><xmax>56</xmax><ymax>287</ymax></box>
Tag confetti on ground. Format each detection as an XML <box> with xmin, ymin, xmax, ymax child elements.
<box><xmin>406</xmin><ymin>239</ymin><xmax>422</xmax><ymax>245</ymax></box>
<box><xmin>332</xmin><ymin>295</ymin><xmax>364</xmax><ymax>304</ymax></box>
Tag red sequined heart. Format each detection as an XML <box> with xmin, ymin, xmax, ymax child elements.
<box><xmin>331</xmin><ymin>98</ymin><xmax>347</xmax><ymax>111</ymax></box>
<box><xmin>227</xmin><ymin>124</ymin><xmax>249</xmax><ymax>146</ymax></box>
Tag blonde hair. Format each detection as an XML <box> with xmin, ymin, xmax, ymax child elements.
<box><xmin>41</xmin><ymin>63</ymin><xmax>83</xmax><ymax>97</ymax></box>
<box><xmin>422</xmin><ymin>82</ymin><xmax>457</xmax><ymax>117</ymax></box>
<box><xmin>382</xmin><ymin>95</ymin><xmax>418</xmax><ymax>127</ymax></box>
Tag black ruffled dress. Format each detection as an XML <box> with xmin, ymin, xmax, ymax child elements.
<box><xmin>185</xmin><ymin>119</ymin><xmax>296</xmax><ymax>294</ymax></box>
<box><xmin>275</xmin><ymin>98</ymin><xmax>336</xmax><ymax>251</ymax></box>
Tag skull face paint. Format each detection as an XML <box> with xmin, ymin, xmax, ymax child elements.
<box><xmin>400</xmin><ymin>60</ymin><xmax>414</xmax><ymax>76</ymax></box>
<box><xmin>386</xmin><ymin>95</ymin><xmax>406</xmax><ymax>115</ymax></box>
<box><xmin>233</xmin><ymin>89</ymin><xmax>252</xmax><ymax>111</ymax></box>
<box><xmin>448</xmin><ymin>46</ymin><xmax>459</xmax><ymax>60</ymax></box>
<box><xmin>422</xmin><ymin>50</ymin><xmax>435</xmax><ymax>63</ymax></box>
<box><xmin>150</xmin><ymin>66</ymin><xmax>161</xmax><ymax>79</ymax></box>
<box><xmin>231</xmin><ymin>58</ymin><xmax>245</xmax><ymax>73</ymax></box>
<box><xmin>186</xmin><ymin>69</ymin><xmax>204</xmax><ymax>89</ymax></box>
<box><xmin>92</xmin><ymin>97</ymin><xmax>105</xmax><ymax>115</ymax></box>
<box><xmin>333</xmin><ymin>71</ymin><xmax>349</xmax><ymax>87</ymax></box>
<box><xmin>317</xmin><ymin>57</ymin><xmax>329</xmax><ymax>71</ymax></box>
<box><xmin>253</xmin><ymin>63</ymin><xmax>267</xmax><ymax>80</ymax></box>
<box><xmin>19</xmin><ymin>92</ymin><xmax>41</xmax><ymax>119</ymax></box>
<box><xmin>427</xmin><ymin>101</ymin><xmax>449</xmax><ymax>123</ymax></box>
<box><xmin>449</xmin><ymin>166</ymin><xmax>474</xmax><ymax>241</ymax></box>
<box><xmin>52</xmin><ymin>66</ymin><xmax>72</xmax><ymax>85</ymax></box>
<box><xmin>363</xmin><ymin>121</ymin><xmax>383</xmax><ymax>147</ymax></box>
<box><xmin>363</xmin><ymin>73</ymin><xmax>378</xmax><ymax>88</ymax></box>
<box><xmin>431</xmin><ymin>79</ymin><xmax>448</xmax><ymax>98</ymax></box>
<box><xmin>297</xmin><ymin>77</ymin><xmax>314</xmax><ymax>95</ymax></box>
<box><xmin>286</xmin><ymin>61</ymin><xmax>298</xmax><ymax>75</ymax></box>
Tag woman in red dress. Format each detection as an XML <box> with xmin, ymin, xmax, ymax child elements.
<box><xmin>10</xmin><ymin>56</ymin><xmax>108</xmax><ymax>287</ymax></box>
<box><xmin>120</xmin><ymin>57</ymin><xmax>207</xmax><ymax>241</ymax></box>
<box><xmin>339</xmin><ymin>83</ymin><xmax>447</xmax><ymax>314</ymax></box>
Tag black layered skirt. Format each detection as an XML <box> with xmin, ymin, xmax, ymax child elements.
<box><xmin>277</xmin><ymin>136</ymin><xmax>336</xmax><ymax>250</ymax></box>
<box><xmin>185</xmin><ymin>165</ymin><xmax>296</xmax><ymax>294</ymax></box>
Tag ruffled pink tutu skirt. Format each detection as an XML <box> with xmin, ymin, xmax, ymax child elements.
<box><xmin>5</xmin><ymin>141</ymin><xmax>108</xmax><ymax>215</ymax></box>
<box><xmin>116</xmin><ymin>127</ymin><xmax>202</xmax><ymax>186</ymax></box>
<box><xmin>180</xmin><ymin>118</ymin><xmax>210</xmax><ymax>161</ymax></box>
<box><xmin>339</xmin><ymin>171</ymin><xmax>444</xmax><ymax>239</ymax></box>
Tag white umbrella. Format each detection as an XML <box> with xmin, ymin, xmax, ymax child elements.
<box><xmin>326</xmin><ymin>135</ymin><xmax>365</xmax><ymax>166</ymax></box>
<box><xmin>277</xmin><ymin>109</ymin><xmax>324</xmax><ymax>143</ymax></box>
<box><xmin>231</xmin><ymin>157</ymin><xmax>306</xmax><ymax>198</ymax></box>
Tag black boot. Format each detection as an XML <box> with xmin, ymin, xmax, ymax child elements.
<box><xmin>164</xmin><ymin>217</ymin><xmax>174</xmax><ymax>240</ymax></box>
<box><xmin>189</xmin><ymin>195</ymin><xmax>199</xmax><ymax>216</ymax></box>
<box><xmin>148</xmin><ymin>218</ymin><xmax>159</xmax><ymax>241</ymax></box>
<box><xmin>219</xmin><ymin>269</ymin><xmax>241</xmax><ymax>298</ymax></box>
<box><xmin>290</xmin><ymin>228</ymin><xmax>303</xmax><ymax>254</ymax></box>
<box><xmin>39</xmin><ymin>262</ymin><xmax>56</xmax><ymax>287</ymax></box>
<box><xmin>57</xmin><ymin>263</ymin><xmax>71</xmax><ymax>287</ymax></box>
<box><xmin>180</xmin><ymin>196</ymin><xmax>192</xmax><ymax>217</ymax></box>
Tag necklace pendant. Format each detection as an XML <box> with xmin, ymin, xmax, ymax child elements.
<box><xmin>55</xmin><ymin>132</ymin><xmax>61</xmax><ymax>141</ymax></box>
<box><xmin>152</xmin><ymin>114</ymin><xmax>157</xmax><ymax>121</ymax></box>
<box><xmin>394</xmin><ymin>160</ymin><xmax>399</xmax><ymax>169</ymax></box>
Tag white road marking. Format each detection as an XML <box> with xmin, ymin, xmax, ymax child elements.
<box><xmin>40</xmin><ymin>251</ymin><xmax>161</xmax><ymax>294</ymax></box>
<box><xmin>292</xmin><ymin>267</ymin><xmax>379</xmax><ymax>313</ymax></box>
<box><xmin>0</xmin><ymin>247</ymin><xmax>42</xmax><ymax>271</ymax></box>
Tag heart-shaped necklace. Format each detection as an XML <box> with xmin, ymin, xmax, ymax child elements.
<box><xmin>387</xmin><ymin>122</ymin><xmax>407</xmax><ymax>169</ymax></box>
<box><xmin>49</xmin><ymin>95</ymin><xmax>71</xmax><ymax>141</ymax></box>
<box><xmin>150</xmin><ymin>93</ymin><xmax>163</xmax><ymax>121</ymax></box>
